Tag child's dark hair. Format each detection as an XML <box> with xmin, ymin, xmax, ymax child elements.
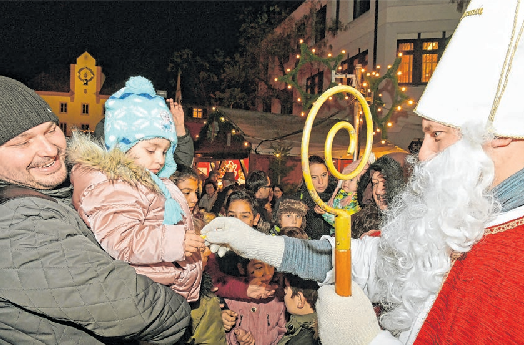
<box><xmin>169</xmin><ymin>165</ymin><xmax>199</xmax><ymax>185</ymax></box>
<box><xmin>245</xmin><ymin>170</ymin><xmax>268</xmax><ymax>194</ymax></box>
<box><xmin>285</xmin><ymin>273</ymin><xmax>319</xmax><ymax>311</ymax></box>
<box><xmin>224</xmin><ymin>189</ymin><xmax>259</xmax><ymax>217</ymax></box>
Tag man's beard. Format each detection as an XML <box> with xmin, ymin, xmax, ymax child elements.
<box><xmin>372</xmin><ymin>125</ymin><xmax>499</xmax><ymax>333</ymax></box>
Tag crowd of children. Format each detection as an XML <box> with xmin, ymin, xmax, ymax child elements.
<box><xmin>69</xmin><ymin>75</ymin><xmax>389</xmax><ymax>345</ymax></box>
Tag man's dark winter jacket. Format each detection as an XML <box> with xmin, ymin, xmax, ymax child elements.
<box><xmin>0</xmin><ymin>181</ymin><xmax>190</xmax><ymax>344</ymax></box>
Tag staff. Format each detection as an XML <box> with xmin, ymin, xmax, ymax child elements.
<box><xmin>301</xmin><ymin>85</ymin><xmax>373</xmax><ymax>296</ymax></box>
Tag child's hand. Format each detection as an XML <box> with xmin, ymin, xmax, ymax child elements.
<box><xmin>184</xmin><ymin>232</ymin><xmax>206</xmax><ymax>257</ymax></box>
<box><xmin>166</xmin><ymin>98</ymin><xmax>185</xmax><ymax>135</ymax></box>
<box><xmin>314</xmin><ymin>205</ymin><xmax>326</xmax><ymax>215</ymax></box>
<box><xmin>234</xmin><ymin>328</ymin><xmax>255</xmax><ymax>345</ymax></box>
<box><xmin>247</xmin><ymin>277</ymin><xmax>276</xmax><ymax>299</ymax></box>
<box><xmin>221</xmin><ymin>309</ymin><xmax>237</xmax><ymax>332</ymax></box>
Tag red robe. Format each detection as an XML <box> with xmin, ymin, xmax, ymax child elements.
<box><xmin>415</xmin><ymin>216</ymin><xmax>524</xmax><ymax>344</ymax></box>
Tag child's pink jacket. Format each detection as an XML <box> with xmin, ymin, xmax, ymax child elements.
<box><xmin>225</xmin><ymin>285</ymin><xmax>286</xmax><ymax>345</ymax></box>
<box><xmin>69</xmin><ymin>135</ymin><xmax>202</xmax><ymax>301</ymax></box>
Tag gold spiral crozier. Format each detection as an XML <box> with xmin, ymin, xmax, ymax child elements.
<box><xmin>301</xmin><ymin>85</ymin><xmax>373</xmax><ymax>296</ymax></box>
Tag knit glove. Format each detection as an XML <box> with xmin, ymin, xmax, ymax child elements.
<box><xmin>316</xmin><ymin>284</ymin><xmax>381</xmax><ymax>345</ymax></box>
<box><xmin>201</xmin><ymin>217</ymin><xmax>285</xmax><ymax>269</ymax></box>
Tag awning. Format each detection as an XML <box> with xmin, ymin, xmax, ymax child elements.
<box><xmin>217</xmin><ymin>107</ymin><xmax>407</xmax><ymax>159</ymax></box>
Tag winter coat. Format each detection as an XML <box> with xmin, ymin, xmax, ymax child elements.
<box><xmin>225</xmin><ymin>293</ymin><xmax>286</xmax><ymax>345</ymax></box>
<box><xmin>296</xmin><ymin>174</ymin><xmax>338</xmax><ymax>240</ymax></box>
<box><xmin>182</xmin><ymin>273</ymin><xmax>227</xmax><ymax>345</ymax></box>
<box><xmin>0</xmin><ymin>181</ymin><xmax>190</xmax><ymax>344</ymax></box>
<box><xmin>277</xmin><ymin>313</ymin><xmax>320</xmax><ymax>345</ymax></box>
<box><xmin>68</xmin><ymin>134</ymin><xmax>202</xmax><ymax>302</ymax></box>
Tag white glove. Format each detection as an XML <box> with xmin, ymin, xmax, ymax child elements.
<box><xmin>201</xmin><ymin>217</ymin><xmax>285</xmax><ymax>269</ymax></box>
<box><xmin>316</xmin><ymin>284</ymin><xmax>381</xmax><ymax>345</ymax></box>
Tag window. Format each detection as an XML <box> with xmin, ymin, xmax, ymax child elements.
<box><xmin>81</xmin><ymin>124</ymin><xmax>90</xmax><ymax>131</ymax></box>
<box><xmin>262</xmin><ymin>99</ymin><xmax>272</xmax><ymax>113</ymax></box>
<box><xmin>280</xmin><ymin>88</ymin><xmax>293</xmax><ymax>115</ymax></box>
<box><xmin>60</xmin><ymin>102</ymin><xmax>67</xmax><ymax>113</ymax></box>
<box><xmin>193</xmin><ymin>108</ymin><xmax>203</xmax><ymax>118</ymax></box>
<box><xmin>353</xmin><ymin>0</ymin><xmax>371</xmax><ymax>20</ymax></box>
<box><xmin>315</xmin><ymin>6</ymin><xmax>327</xmax><ymax>43</ymax></box>
<box><xmin>82</xmin><ymin>104</ymin><xmax>89</xmax><ymax>115</ymax></box>
<box><xmin>306</xmin><ymin>71</ymin><xmax>324</xmax><ymax>95</ymax></box>
<box><xmin>59</xmin><ymin>122</ymin><xmax>67</xmax><ymax>134</ymax></box>
<box><xmin>397</xmin><ymin>39</ymin><xmax>444</xmax><ymax>85</ymax></box>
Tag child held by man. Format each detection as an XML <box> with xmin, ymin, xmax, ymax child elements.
<box><xmin>69</xmin><ymin>76</ymin><xmax>205</xmax><ymax>302</ymax></box>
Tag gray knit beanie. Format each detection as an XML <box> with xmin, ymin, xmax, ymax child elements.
<box><xmin>0</xmin><ymin>76</ymin><xmax>59</xmax><ymax>146</ymax></box>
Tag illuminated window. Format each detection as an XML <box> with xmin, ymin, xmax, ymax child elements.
<box><xmin>192</xmin><ymin>108</ymin><xmax>203</xmax><ymax>118</ymax></box>
<box><xmin>60</xmin><ymin>102</ymin><xmax>67</xmax><ymax>113</ymax></box>
<box><xmin>82</xmin><ymin>104</ymin><xmax>89</xmax><ymax>115</ymax></box>
<box><xmin>397</xmin><ymin>39</ymin><xmax>444</xmax><ymax>85</ymax></box>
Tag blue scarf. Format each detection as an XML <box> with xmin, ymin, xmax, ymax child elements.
<box><xmin>492</xmin><ymin>166</ymin><xmax>524</xmax><ymax>212</ymax></box>
<box><xmin>148</xmin><ymin>171</ymin><xmax>184</xmax><ymax>225</ymax></box>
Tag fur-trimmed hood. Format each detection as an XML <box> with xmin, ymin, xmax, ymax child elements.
<box><xmin>67</xmin><ymin>131</ymin><xmax>161</xmax><ymax>194</ymax></box>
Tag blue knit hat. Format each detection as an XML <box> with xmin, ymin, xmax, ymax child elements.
<box><xmin>104</xmin><ymin>76</ymin><xmax>183</xmax><ymax>224</ymax></box>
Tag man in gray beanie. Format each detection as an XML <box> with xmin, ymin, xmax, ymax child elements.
<box><xmin>0</xmin><ymin>76</ymin><xmax>190</xmax><ymax>344</ymax></box>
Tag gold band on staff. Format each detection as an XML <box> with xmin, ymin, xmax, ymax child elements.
<box><xmin>301</xmin><ymin>85</ymin><xmax>374</xmax><ymax>296</ymax></box>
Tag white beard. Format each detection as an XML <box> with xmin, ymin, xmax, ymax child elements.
<box><xmin>373</xmin><ymin>123</ymin><xmax>499</xmax><ymax>333</ymax></box>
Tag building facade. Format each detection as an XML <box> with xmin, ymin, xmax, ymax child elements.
<box><xmin>36</xmin><ymin>52</ymin><xmax>108</xmax><ymax>136</ymax></box>
<box><xmin>264</xmin><ymin>0</ymin><xmax>462</xmax><ymax>152</ymax></box>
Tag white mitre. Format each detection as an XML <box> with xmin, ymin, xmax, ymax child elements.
<box><xmin>415</xmin><ymin>0</ymin><xmax>524</xmax><ymax>138</ymax></box>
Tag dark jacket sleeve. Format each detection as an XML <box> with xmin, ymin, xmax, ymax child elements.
<box><xmin>174</xmin><ymin>127</ymin><xmax>194</xmax><ymax>167</ymax></box>
<box><xmin>0</xmin><ymin>196</ymin><xmax>190</xmax><ymax>344</ymax></box>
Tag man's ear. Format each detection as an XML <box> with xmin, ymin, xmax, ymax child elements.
<box><xmin>253</xmin><ymin>213</ymin><xmax>260</xmax><ymax>226</ymax></box>
<box><xmin>491</xmin><ymin>137</ymin><xmax>513</xmax><ymax>148</ymax></box>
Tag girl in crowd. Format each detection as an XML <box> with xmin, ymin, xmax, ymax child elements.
<box><xmin>205</xmin><ymin>190</ymin><xmax>279</xmax><ymax>301</ymax></box>
<box><xmin>171</xmin><ymin>166</ymin><xmax>228</xmax><ymax>345</ymax></box>
<box><xmin>296</xmin><ymin>155</ymin><xmax>338</xmax><ymax>239</ymax></box>
<box><xmin>218</xmin><ymin>190</ymin><xmax>286</xmax><ymax>345</ymax></box>
<box><xmin>69</xmin><ymin>76</ymin><xmax>204</xmax><ymax>302</ymax></box>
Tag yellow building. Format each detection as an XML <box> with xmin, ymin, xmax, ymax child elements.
<box><xmin>36</xmin><ymin>52</ymin><xmax>108</xmax><ymax>136</ymax></box>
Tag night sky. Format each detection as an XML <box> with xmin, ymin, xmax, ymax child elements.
<box><xmin>0</xmin><ymin>1</ymin><xmax>302</xmax><ymax>93</ymax></box>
